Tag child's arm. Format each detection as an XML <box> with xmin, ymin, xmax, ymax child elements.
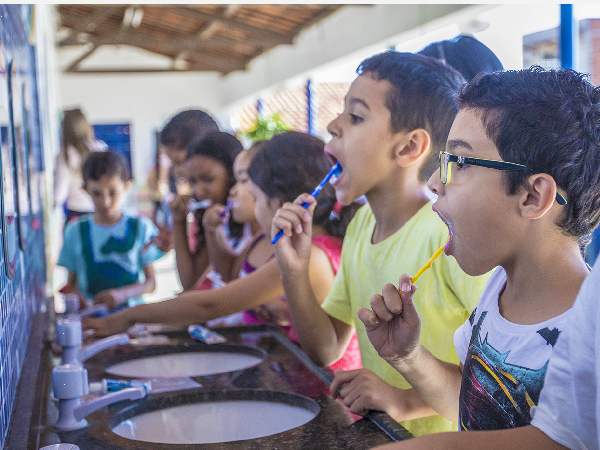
<box><xmin>358</xmin><ymin>275</ymin><xmax>463</xmax><ymax>422</ymax></box>
<box><xmin>170</xmin><ymin>195</ymin><xmax>210</xmax><ymax>289</ymax></box>
<box><xmin>371</xmin><ymin>425</ymin><xmax>568</xmax><ymax>450</ymax></box>
<box><xmin>92</xmin><ymin>265</ymin><xmax>156</xmax><ymax>310</ymax></box>
<box><xmin>65</xmin><ymin>272</ymin><xmax>88</xmax><ymax>310</ymax></box>
<box><xmin>202</xmin><ymin>203</ymin><xmax>239</xmax><ymax>282</ymax></box>
<box><xmin>272</xmin><ymin>193</ymin><xmax>356</xmax><ymax>367</ymax></box>
<box><xmin>329</xmin><ymin>368</ymin><xmax>438</xmax><ymax>422</ymax></box>
<box><xmin>83</xmin><ymin>258</ymin><xmax>286</xmax><ymax>336</ymax></box>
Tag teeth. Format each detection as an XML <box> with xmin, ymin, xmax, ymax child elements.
<box><xmin>329</xmin><ymin>163</ymin><xmax>343</xmax><ymax>184</ymax></box>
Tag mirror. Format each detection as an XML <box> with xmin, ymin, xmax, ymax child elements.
<box><xmin>10</xmin><ymin>57</ymin><xmax>31</xmax><ymax>251</ymax></box>
<box><xmin>1</xmin><ymin>54</ymin><xmax>19</xmax><ymax>278</ymax></box>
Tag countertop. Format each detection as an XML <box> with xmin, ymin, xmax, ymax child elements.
<box><xmin>7</xmin><ymin>313</ymin><xmax>411</xmax><ymax>450</ymax></box>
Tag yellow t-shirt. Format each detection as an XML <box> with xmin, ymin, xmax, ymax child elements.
<box><xmin>322</xmin><ymin>202</ymin><xmax>491</xmax><ymax>436</ymax></box>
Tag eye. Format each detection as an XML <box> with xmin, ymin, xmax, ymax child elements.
<box><xmin>349</xmin><ymin>113</ymin><xmax>363</xmax><ymax>124</ymax></box>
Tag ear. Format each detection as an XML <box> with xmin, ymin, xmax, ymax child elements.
<box><xmin>125</xmin><ymin>179</ymin><xmax>133</xmax><ymax>191</ymax></box>
<box><xmin>519</xmin><ymin>173</ymin><xmax>557</xmax><ymax>220</ymax></box>
<box><xmin>393</xmin><ymin>128</ymin><xmax>431</xmax><ymax>167</ymax></box>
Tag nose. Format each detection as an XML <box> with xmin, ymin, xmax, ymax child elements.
<box><xmin>102</xmin><ymin>194</ymin><xmax>112</xmax><ymax>208</ymax></box>
<box><xmin>327</xmin><ymin>114</ymin><xmax>341</xmax><ymax>138</ymax></box>
<box><xmin>229</xmin><ymin>182</ymin><xmax>238</xmax><ymax>197</ymax></box>
<box><xmin>427</xmin><ymin>168</ymin><xmax>444</xmax><ymax>197</ymax></box>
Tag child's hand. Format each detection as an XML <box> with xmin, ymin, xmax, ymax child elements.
<box><xmin>271</xmin><ymin>193</ymin><xmax>316</xmax><ymax>275</ymax></box>
<box><xmin>357</xmin><ymin>274</ymin><xmax>421</xmax><ymax>365</ymax></box>
<box><xmin>202</xmin><ymin>203</ymin><xmax>226</xmax><ymax>233</ymax></box>
<box><xmin>152</xmin><ymin>226</ymin><xmax>173</xmax><ymax>252</ymax></box>
<box><xmin>252</xmin><ymin>298</ymin><xmax>290</xmax><ymax>327</ymax></box>
<box><xmin>330</xmin><ymin>369</ymin><xmax>406</xmax><ymax>419</ymax></box>
<box><xmin>92</xmin><ymin>289</ymin><xmax>124</xmax><ymax>310</ymax></box>
<box><xmin>82</xmin><ymin>315</ymin><xmax>129</xmax><ymax>337</ymax></box>
<box><xmin>77</xmin><ymin>293</ymin><xmax>90</xmax><ymax>311</ymax></box>
<box><xmin>169</xmin><ymin>195</ymin><xmax>191</xmax><ymax>224</ymax></box>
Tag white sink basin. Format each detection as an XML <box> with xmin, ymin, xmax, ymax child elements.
<box><xmin>102</xmin><ymin>344</ymin><xmax>266</xmax><ymax>378</ymax></box>
<box><xmin>110</xmin><ymin>390</ymin><xmax>320</xmax><ymax>444</ymax></box>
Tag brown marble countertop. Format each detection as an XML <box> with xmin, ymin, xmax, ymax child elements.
<box><xmin>7</xmin><ymin>314</ymin><xmax>411</xmax><ymax>450</ymax></box>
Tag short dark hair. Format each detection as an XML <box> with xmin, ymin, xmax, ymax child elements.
<box><xmin>186</xmin><ymin>131</ymin><xmax>243</xmax><ymax>189</ymax></box>
<box><xmin>357</xmin><ymin>51</ymin><xmax>465</xmax><ymax>181</ymax></box>
<box><xmin>247</xmin><ymin>131</ymin><xmax>361</xmax><ymax>238</ymax></box>
<box><xmin>418</xmin><ymin>35</ymin><xmax>504</xmax><ymax>82</ymax></box>
<box><xmin>82</xmin><ymin>150</ymin><xmax>130</xmax><ymax>185</ymax></box>
<box><xmin>159</xmin><ymin>109</ymin><xmax>219</xmax><ymax>150</ymax></box>
<box><xmin>459</xmin><ymin>67</ymin><xmax>600</xmax><ymax>247</ymax></box>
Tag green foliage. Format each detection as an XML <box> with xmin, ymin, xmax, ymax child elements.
<box><xmin>239</xmin><ymin>113</ymin><xmax>291</xmax><ymax>143</ymax></box>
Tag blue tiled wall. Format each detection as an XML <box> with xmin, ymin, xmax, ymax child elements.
<box><xmin>0</xmin><ymin>5</ymin><xmax>48</xmax><ymax>448</ymax></box>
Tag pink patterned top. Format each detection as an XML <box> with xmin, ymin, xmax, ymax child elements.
<box><xmin>243</xmin><ymin>234</ymin><xmax>362</xmax><ymax>371</ymax></box>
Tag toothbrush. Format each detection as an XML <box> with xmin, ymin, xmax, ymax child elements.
<box><xmin>220</xmin><ymin>199</ymin><xmax>233</xmax><ymax>220</ymax></box>
<box><xmin>408</xmin><ymin>237</ymin><xmax>450</xmax><ymax>286</ymax></box>
<box><xmin>188</xmin><ymin>199</ymin><xmax>212</xmax><ymax>212</ymax></box>
<box><xmin>271</xmin><ymin>162</ymin><xmax>342</xmax><ymax>244</ymax></box>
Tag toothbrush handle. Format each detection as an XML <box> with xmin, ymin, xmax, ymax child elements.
<box><xmin>272</xmin><ymin>162</ymin><xmax>339</xmax><ymax>244</ymax></box>
<box><xmin>272</xmin><ymin>198</ymin><xmax>313</xmax><ymax>244</ymax></box>
<box><xmin>271</xmin><ymin>229</ymin><xmax>285</xmax><ymax>245</ymax></box>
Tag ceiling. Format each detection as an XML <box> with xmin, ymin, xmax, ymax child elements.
<box><xmin>57</xmin><ymin>4</ymin><xmax>344</xmax><ymax>75</ymax></box>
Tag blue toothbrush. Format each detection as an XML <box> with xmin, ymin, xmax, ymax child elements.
<box><xmin>271</xmin><ymin>162</ymin><xmax>342</xmax><ymax>244</ymax></box>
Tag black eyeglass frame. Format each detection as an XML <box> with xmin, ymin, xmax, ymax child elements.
<box><xmin>438</xmin><ymin>151</ymin><xmax>567</xmax><ymax>205</ymax></box>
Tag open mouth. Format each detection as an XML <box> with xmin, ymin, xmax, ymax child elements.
<box><xmin>324</xmin><ymin>147</ymin><xmax>342</xmax><ymax>185</ymax></box>
<box><xmin>432</xmin><ymin>206</ymin><xmax>453</xmax><ymax>254</ymax></box>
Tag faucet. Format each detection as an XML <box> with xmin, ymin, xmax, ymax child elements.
<box><xmin>56</xmin><ymin>318</ymin><xmax>130</xmax><ymax>365</ymax></box>
<box><xmin>52</xmin><ymin>364</ymin><xmax>146</xmax><ymax>431</ymax></box>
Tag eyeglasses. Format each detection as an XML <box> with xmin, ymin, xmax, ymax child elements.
<box><xmin>438</xmin><ymin>151</ymin><xmax>567</xmax><ymax>205</ymax></box>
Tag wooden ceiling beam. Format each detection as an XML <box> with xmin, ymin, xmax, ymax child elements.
<box><xmin>165</xmin><ymin>6</ymin><xmax>294</xmax><ymax>47</ymax></box>
<box><xmin>65</xmin><ymin>44</ymin><xmax>99</xmax><ymax>72</ymax></box>
<box><xmin>290</xmin><ymin>5</ymin><xmax>342</xmax><ymax>35</ymax></box>
<box><xmin>64</xmin><ymin>60</ymin><xmax>244</xmax><ymax>75</ymax></box>
<box><xmin>81</xmin><ymin>29</ymin><xmax>248</xmax><ymax>67</ymax></box>
<box><xmin>59</xmin><ymin>6</ymin><xmax>119</xmax><ymax>32</ymax></box>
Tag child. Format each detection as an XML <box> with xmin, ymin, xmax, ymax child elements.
<box><xmin>201</xmin><ymin>142</ymin><xmax>267</xmax><ymax>286</ymax></box>
<box><xmin>159</xmin><ymin>109</ymin><xmax>219</xmax><ymax>181</ymax></box>
<box><xmin>57</xmin><ymin>151</ymin><xmax>164</xmax><ymax>312</ymax></box>
<box><xmin>373</xmin><ymin>253</ymin><xmax>600</xmax><ymax>450</ymax></box>
<box><xmin>150</xmin><ymin>109</ymin><xmax>220</xmax><ymax>252</ymax></box>
<box><xmin>359</xmin><ymin>68</ymin><xmax>600</xmax><ymax>444</ymax></box>
<box><xmin>271</xmin><ymin>51</ymin><xmax>491</xmax><ymax>436</ymax></box>
<box><xmin>54</xmin><ymin>108</ymin><xmax>107</xmax><ymax>224</ymax></box>
<box><xmin>200</xmin><ymin>143</ymin><xmax>269</xmax><ymax>326</ymax></box>
<box><xmin>84</xmin><ymin>131</ymin><xmax>362</xmax><ymax>371</ymax></box>
<box><xmin>417</xmin><ymin>35</ymin><xmax>503</xmax><ymax>82</ymax></box>
<box><xmin>168</xmin><ymin>131</ymin><xmax>246</xmax><ymax>290</ymax></box>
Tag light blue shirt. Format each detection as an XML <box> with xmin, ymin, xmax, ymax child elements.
<box><xmin>58</xmin><ymin>214</ymin><xmax>164</xmax><ymax>307</ymax></box>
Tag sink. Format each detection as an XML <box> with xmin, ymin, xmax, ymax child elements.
<box><xmin>102</xmin><ymin>344</ymin><xmax>267</xmax><ymax>378</ymax></box>
<box><xmin>109</xmin><ymin>389</ymin><xmax>320</xmax><ymax>444</ymax></box>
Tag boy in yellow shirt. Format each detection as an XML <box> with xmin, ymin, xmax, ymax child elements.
<box><xmin>271</xmin><ymin>51</ymin><xmax>491</xmax><ymax>436</ymax></box>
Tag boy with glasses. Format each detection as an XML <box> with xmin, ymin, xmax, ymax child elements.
<box><xmin>359</xmin><ymin>67</ymin><xmax>600</xmax><ymax>442</ymax></box>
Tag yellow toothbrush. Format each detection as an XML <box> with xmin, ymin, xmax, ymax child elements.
<box><xmin>409</xmin><ymin>237</ymin><xmax>450</xmax><ymax>285</ymax></box>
